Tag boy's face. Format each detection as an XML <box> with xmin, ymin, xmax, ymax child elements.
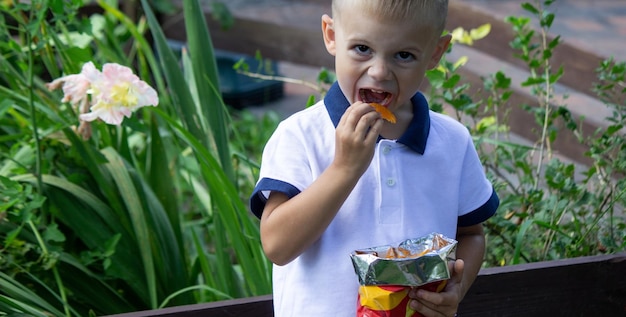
<box><xmin>322</xmin><ymin>4</ymin><xmax>450</xmax><ymax>114</ymax></box>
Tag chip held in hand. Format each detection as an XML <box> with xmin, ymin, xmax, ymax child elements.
<box><xmin>370</xmin><ymin>103</ymin><xmax>397</xmax><ymax>123</ymax></box>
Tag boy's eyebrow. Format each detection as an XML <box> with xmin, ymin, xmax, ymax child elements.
<box><xmin>345</xmin><ymin>37</ymin><xmax>425</xmax><ymax>54</ymax></box>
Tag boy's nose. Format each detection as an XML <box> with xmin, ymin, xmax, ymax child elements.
<box><xmin>368</xmin><ymin>58</ymin><xmax>391</xmax><ymax>81</ymax></box>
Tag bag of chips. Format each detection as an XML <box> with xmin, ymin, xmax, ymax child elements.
<box><xmin>350</xmin><ymin>233</ymin><xmax>457</xmax><ymax>317</ymax></box>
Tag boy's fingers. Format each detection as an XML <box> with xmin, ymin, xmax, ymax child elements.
<box><xmin>340</xmin><ymin>102</ymin><xmax>378</xmax><ymax>131</ymax></box>
<box><xmin>447</xmin><ymin>259</ymin><xmax>464</xmax><ymax>285</ymax></box>
<box><xmin>364</xmin><ymin>116</ymin><xmax>384</xmax><ymax>142</ymax></box>
<box><xmin>411</xmin><ymin>295</ymin><xmax>456</xmax><ymax>317</ymax></box>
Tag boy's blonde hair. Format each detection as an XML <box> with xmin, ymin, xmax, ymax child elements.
<box><xmin>332</xmin><ymin>0</ymin><xmax>448</xmax><ymax>36</ymax></box>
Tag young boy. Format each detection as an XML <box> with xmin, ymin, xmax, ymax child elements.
<box><xmin>249</xmin><ymin>1</ymin><xmax>499</xmax><ymax>316</ymax></box>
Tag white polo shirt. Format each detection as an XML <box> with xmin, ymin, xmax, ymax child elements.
<box><xmin>250</xmin><ymin>83</ymin><xmax>499</xmax><ymax>317</ymax></box>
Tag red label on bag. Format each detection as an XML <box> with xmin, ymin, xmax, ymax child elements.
<box><xmin>357</xmin><ymin>281</ymin><xmax>447</xmax><ymax>317</ymax></box>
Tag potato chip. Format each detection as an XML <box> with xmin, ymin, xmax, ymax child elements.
<box><xmin>370</xmin><ymin>103</ymin><xmax>397</xmax><ymax>123</ymax></box>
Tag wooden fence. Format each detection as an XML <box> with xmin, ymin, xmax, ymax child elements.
<box><xmin>106</xmin><ymin>253</ymin><xmax>626</xmax><ymax>316</ymax></box>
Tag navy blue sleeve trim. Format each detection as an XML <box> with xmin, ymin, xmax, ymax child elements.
<box><xmin>458</xmin><ymin>188</ymin><xmax>500</xmax><ymax>227</ymax></box>
<box><xmin>249</xmin><ymin>178</ymin><xmax>301</xmax><ymax>219</ymax></box>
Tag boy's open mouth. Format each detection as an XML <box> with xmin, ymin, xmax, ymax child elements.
<box><xmin>360</xmin><ymin>88</ymin><xmax>391</xmax><ymax>106</ymax></box>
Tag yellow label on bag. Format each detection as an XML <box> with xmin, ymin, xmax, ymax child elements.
<box><xmin>359</xmin><ymin>285</ymin><xmax>408</xmax><ymax>310</ymax></box>
<box><xmin>357</xmin><ymin>281</ymin><xmax>447</xmax><ymax>317</ymax></box>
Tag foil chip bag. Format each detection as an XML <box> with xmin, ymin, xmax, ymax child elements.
<box><xmin>350</xmin><ymin>233</ymin><xmax>457</xmax><ymax>317</ymax></box>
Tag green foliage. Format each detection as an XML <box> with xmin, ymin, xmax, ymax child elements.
<box><xmin>427</xmin><ymin>0</ymin><xmax>625</xmax><ymax>266</ymax></box>
<box><xmin>0</xmin><ymin>0</ymin><xmax>271</xmax><ymax>316</ymax></box>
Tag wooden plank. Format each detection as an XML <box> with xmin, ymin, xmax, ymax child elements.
<box><xmin>164</xmin><ymin>1</ymin><xmax>608</xmax><ymax>101</ymax></box>
<box><xmin>103</xmin><ymin>295</ymin><xmax>274</xmax><ymax>317</ymax></box>
<box><xmin>459</xmin><ymin>253</ymin><xmax>626</xmax><ymax>316</ymax></box>
<box><xmin>451</xmin><ymin>66</ymin><xmax>596</xmax><ymax>166</ymax></box>
<box><xmin>105</xmin><ymin>254</ymin><xmax>626</xmax><ymax>317</ymax></box>
<box><xmin>446</xmin><ymin>2</ymin><xmax>607</xmax><ymax>102</ymax></box>
<box><xmin>162</xmin><ymin>13</ymin><xmax>334</xmax><ymax>70</ymax></box>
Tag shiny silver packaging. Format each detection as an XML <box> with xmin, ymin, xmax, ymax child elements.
<box><xmin>350</xmin><ymin>233</ymin><xmax>457</xmax><ymax>286</ymax></box>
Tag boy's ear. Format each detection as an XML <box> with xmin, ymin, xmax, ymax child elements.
<box><xmin>321</xmin><ymin>14</ymin><xmax>336</xmax><ymax>56</ymax></box>
<box><xmin>427</xmin><ymin>34</ymin><xmax>452</xmax><ymax>69</ymax></box>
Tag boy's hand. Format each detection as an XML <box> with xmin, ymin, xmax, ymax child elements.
<box><xmin>409</xmin><ymin>259</ymin><xmax>465</xmax><ymax>317</ymax></box>
<box><xmin>333</xmin><ymin>101</ymin><xmax>384</xmax><ymax>176</ymax></box>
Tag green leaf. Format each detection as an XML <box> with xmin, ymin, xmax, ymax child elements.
<box><xmin>233</xmin><ymin>58</ymin><xmax>250</xmax><ymax>72</ymax></box>
<box><xmin>521</xmin><ymin>76</ymin><xmax>544</xmax><ymax>87</ymax></box>
<box><xmin>469</xmin><ymin>23</ymin><xmax>491</xmax><ymax>41</ymax></box>
<box><xmin>317</xmin><ymin>67</ymin><xmax>335</xmax><ymax>85</ymax></box>
<box><xmin>141</xmin><ymin>0</ymin><xmax>235</xmax><ymax>184</ymax></box>
<box><xmin>542</xmin><ymin>49</ymin><xmax>552</xmax><ymax>60</ymax></box>
<box><xmin>495</xmin><ymin>71</ymin><xmax>512</xmax><ymax>89</ymax></box>
<box><xmin>0</xmin><ymin>272</ymin><xmax>66</xmax><ymax>317</ymax></box>
<box><xmin>452</xmin><ymin>56</ymin><xmax>468</xmax><ymax>71</ymax></box>
<box><xmin>152</xmin><ymin>108</ymin><xmax>272</xmax><ymax>295</ymax></box>
<box><xmin>182</xmin><ymin>0</ymin><xmax>235</xmax><ymax>182</ymax></box>
<box><xmin>521</xmin><ymin>2</ymin><xmax>539</xmax><ymax>15</ymax></box>
<box><xmin>549</xmin><ymin>66</ymin><xmax>564</xmax><ymax>84</ymax></box>
<box><xmin>548</xmin><ymin>35</ymin><xmax>561</xmax><ymax>49</ymax></box>
<box><xmin>443</xmin><ymin>74</ymin><xmax>461</xmax><ymax>89</ymax></box>
<box><xmin>191</xmin><ymin>228</ymin><xmax>219</xmax><ymax>301</ymax></box>
<box><xmin>43</xmin><ymin>223</ymin><xmax>65</xmax><ymax>243</ymax></box>
<box><xmin>210</xmin><ymin>1</ymin><xmax>235</xmax><ymax>30</ymax></box>
<box><xmin>306</xmin><ymin>95</ymin><xmax>316</xmax><ymax>108</ymax></box>
<box><xmin>426</xmin><ymin>68</ymin><xmax>446</xmax><ymax>88</ymax></box>
<box><xmin>606</xmin><ymin>124</ymin><xmax>623</xmax><ymax>135</ymax></box>
<box><xmin>541</xmin><ymin>12</ymin><xmax>555</xmax><ymax>28</ymax></box>
<box><xmin>147</xmin><ymin>115</ymin><xmax>181</xmax><ymax>242</ymax></box>
<box><xmin>57</xmin><ymin>253</ymin><xmax>136</xmax><ymax>314</ymax></box>
<box><xmin>513</xmin><ymin>219</ymin><xmax>534</xmax><ymax>264</ymax></box>
<box><xmin>476</xmin><ymin>116</ymin><xmax>497</xmax><ymax>133</ymax></box>
<box><xmin>101</xmin><ymin>147</ymin><xmax>157</xmax><ymax>309</ymax></box>
<box><xmin>13</xmin><ymin>173</ymin><xmax>151</xmax><ymax>305</ymax></box>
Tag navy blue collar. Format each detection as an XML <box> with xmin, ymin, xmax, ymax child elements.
<box><xmin>323</xmin><ymin>82</ymin><xmax>431</xmax><ymax>154</ymax></box>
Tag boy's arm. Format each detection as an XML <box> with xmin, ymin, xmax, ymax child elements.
<box><xmin>260</xmin><ymin>102</ymin><xmax>383</xmax><ymax>266</ymax></box>
<box><xmin>454</xmin><ymin>223</ymin><xmax>486</xmax><ymax>298</ymax></box>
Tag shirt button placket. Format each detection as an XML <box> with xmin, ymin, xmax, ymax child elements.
<box><xmin>383</xmin><ymin>145</ymin><xmax>392</xmax><ymax>155</ymax></box>
<box><xmin>378</xmin><ymin>143</ymin><xmax>400</xmax><ymax>224</ymax></box>
<box><xmin>382</xmin><ymin>146</ymin><xmax>396</xmax><ymax>187</ymax></box>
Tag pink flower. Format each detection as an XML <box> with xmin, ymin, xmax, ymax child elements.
<box><xmin>48</xmin><ymin>62</ymin><xmax>158</xmax><ymax>126</ymax></box>
<box><xmin>79</xmin><ymin>63</ymin><xmax>158</xmax><ymax>125</ymax></box>
<box><xmin>46</xmin><ymin>62</ymin><xmax>100</xmax><ymax>114</ymax></box>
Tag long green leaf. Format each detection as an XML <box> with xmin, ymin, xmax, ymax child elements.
<box><xmin>153</xmin><ymin>108</ymin><xmax>272</xmax><ymax>295</ymax></box>
<box><xmin>62</xmin><ymin>129</ymin><xmax>127</xmax><ymax>218</ymax></box>
<box><xmin>183</xmin><ymin>0</ymin><xmax>235</xmax><ymax>182</ymax></box>
<box><xmin>191</xmin><ymin>228</ymin><xmax>219</xmax><ymax>301</ymax></box>
<box><xmin>138</xmin><ymin>175</ymin><xmax>193</xmax><ymax>306</ymax></box>
<box><xmin>513</xmin><ymin>219</ymin><xmax>534</xmax><ymax>264</ymax></box>
<box><xmin>101</xmin><ymin>147</ymin><xmax>158</xmax><ymax>309</ymax></box>
<box><xmin>102</xmin><ymin>147</ymin><xmax>194</xmax><ymax>307</ymax></box>
<box><xmin>139</xmin><ymin>0</ymin><xmax>210</xmax><ymax>153</ymax></box>
<box><xmin>0</xmin><ymin>272</ymin><xmax>67</xmax><ymax>316</ymax></box>
<box><xmin>0</xmin><ymin>295</ymin><xmax>58</xmax><ymax>317</ymax></box>
<box><xmin>147</xmin><ymin>114</ymin><xmax>182</xmax><ymax>247</ymax></box>
<box><xmin>57</xmin><ymin>253</ymin><xmax>136</xmax><ymax>314</ymax></box>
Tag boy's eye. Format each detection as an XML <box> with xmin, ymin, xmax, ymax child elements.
<box><xmin>396</xmin><ymin>52</ymin><xmax>415</xmax><ymax>61</ymax></box>
<box><xmin>354</xmin><ymin>45</ymin><xmax>370</xmax><ymax>54</ymax></box>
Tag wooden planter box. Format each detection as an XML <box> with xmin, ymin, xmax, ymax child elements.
<box><xmin>107</xmin><ymin>253</ymin><xmax>626</xmax><ymax>317</ymax></box>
